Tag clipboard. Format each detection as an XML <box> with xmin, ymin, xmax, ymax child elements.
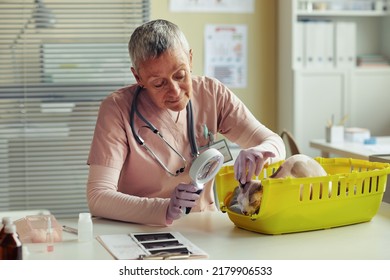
<box><xmin>97</xmin><ymin>231</ymin><xmax>208</xmax><ymax>260</ymax></box>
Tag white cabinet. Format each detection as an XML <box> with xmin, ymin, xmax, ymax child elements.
<box><xmin>350</xmin><ymin>69</ymin><xmax>390</xmax><ymax>136</ymax></box>
<box><xmin>294</xmin><ymin>70</ymin><xmax>348</xmax><ymax>151</ymax></box>
<box><xmin>278</xmin><ymin>0</ymin><xmax>390</xmax><ymax>156</ymax></box>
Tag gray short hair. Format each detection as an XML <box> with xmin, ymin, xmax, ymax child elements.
<box><xmin>128</xmin><ymin>19</ymin><xmax>190</xmax><ymax>71</ymax></box>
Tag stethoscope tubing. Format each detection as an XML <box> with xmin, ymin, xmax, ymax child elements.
<box><xmin>130</xmin><ymin>86</ymin><xmax>224</xmax><ymax>215</ymax></box>
<box><xmin>130</xmin><ymin>85</ymin><xmax>199</xmax><ymax>160</ymax></box>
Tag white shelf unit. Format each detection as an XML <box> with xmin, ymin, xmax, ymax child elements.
<box><xmin>278</xmin><ymin>0</ymin><xmax>390</xmax><ymax>157</ymax></box>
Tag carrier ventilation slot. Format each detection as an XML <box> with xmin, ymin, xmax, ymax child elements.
<box><xmin>297</xmin><ymin>177</ymin><xmax>381</xmax><ymax>201</ymax></box>
<box><xmin>299</xmin><ymin>181</ymin><xmax>331</xmax><ymax>201</ymax></box>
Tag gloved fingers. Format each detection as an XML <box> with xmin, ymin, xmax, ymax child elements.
<box><xmin>176</xmin><ymin>198</ymin><xmax>198</xmax><ymax>209</ymax></box>
<box><xmin>170</xmin><ymin>206</ymin><xmax>183</xmax><ymax>217</ymax></box>
<box><xmin>234</xmin><ymin>151</ymin><xmax>246</xmax><ymax>182</ymax></box>
<box><xmin>174</xmin><ymin>184</ymin><xmax>199</xmax><ymax>200</ymax></box>
<box><xmin>254</xmin><ymin>159</ymin><xmax>262</xmax><ymax>178</ymax></box>
<box><xmin>249</xmin><ymin>151</ymin><xmax>276</xmax><ymax>181</ymax></box>
<box><xmin>245</xmin><ymin>158</ymin><xmax>267</xmax><ymax>182</ymax></box>
<box><xmin>169</xmin><ymin>183</ymin><xmax>201</xmax><ymax>210</ymax></box>
<box><xmin>175</xmin><ymin>187</ymin><xmax>200</xmax><ymax>202</ymax></box>
<box><xmin>166</xmin><ymin>204</ymin><xmax>183</xmax><ymax>222</ymax></box>
<box><xmin>234</xmin><ymin>150</ymin><xmax>276</xmax><ymax>184</ymax></box>
<box><xmin>245</xmin><ymin>154</ymin><xmax>257</xmax><ymax>183</ymax></box>
<box><xmin>257</xmin><ymin>151</ymin><xmax>276</xmax><ymax>172</ymax></box>
<box><xmin>167</xmin><ymin>183</ymin><xmax>200</xmax><ymax>223</ymax></box>
<box><xmin>176</xmin><ymin>183</ymin><xmax>198</xmax><ymax>193</ymax></box>
<box><xmin>262</xmin><ymin>151</ymin><xmax>276</xmax><ymax>162</ymax></box>
<box><xmin>172</xmin><ymin>195</ymin><xmax>198</xmax><ymax>209</ymax></box>
<box><xmin>234</xmin><ymin>150</ymin><xmax>255</xmax><ymax>184</ymax></box>
<box><xmin>166</xmin><ymin>193</ymin><xmax>198</xmax><ymax>222</ymax></box>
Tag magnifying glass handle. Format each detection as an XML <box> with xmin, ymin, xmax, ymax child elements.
<box><xmin>185</xmin><ymin>148</ymin><xmax>224</xmax><ymax>215</ymax></box>
<box><xmin>185</xmin><ymin>188</ymin><xmax>203</xmax><ymax>215</ymax></box>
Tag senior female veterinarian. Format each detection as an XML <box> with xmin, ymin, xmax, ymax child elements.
<box><xmin>86</xmin><ymin>19</ymin><xmax>286</xmax><ymax>226</ymax></box>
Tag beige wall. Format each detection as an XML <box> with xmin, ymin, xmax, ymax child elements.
<box><xmin>151</xmin><ymin>0</ymin><xmax>278</xmax><ymax>130</ymax></box>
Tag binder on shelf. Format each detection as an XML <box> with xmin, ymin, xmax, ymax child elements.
<box><xmin>345</xmin><ymin>22</ymin><xmax>356</xmax><ymax>68</ymax></box>
<box><xmin>322</xmin><ymin>21</ymin><xmax>334</xmax><ymax>68</ymax></box>
<box><xmin>304</xmin><ymin>21</ymin><xmax>318</xmax><ymax>69</ymax></box>
<box><xmin>335</xmin><ymin>22</ymin><xmax>356</xmax><ymax>68</ymax></box>
<box><xmin>293</xmin><ymin>21</ymin><xmax>304</xmax><ymax>69</ymax></box>
<box><xmin>303</xmin><ymin>21</ymin><xmax>334</xmax><ymax>69</ymax></box>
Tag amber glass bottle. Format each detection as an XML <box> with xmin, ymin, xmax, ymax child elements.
<box><xmin>0</xmin><ymin>224</ymin><xmax>23</xmax><ymax>260</ymax></box>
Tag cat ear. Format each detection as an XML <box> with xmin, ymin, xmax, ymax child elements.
<box><xmin>253</xmin><ymin>181</ymin><xmax>263</xmax><ymax>192</ymax></box>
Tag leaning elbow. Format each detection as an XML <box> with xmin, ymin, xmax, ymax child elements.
<box><xmin>86</xmin><ymin>185</ymin><xmax>102</xmax><ymax>216</ymax></box>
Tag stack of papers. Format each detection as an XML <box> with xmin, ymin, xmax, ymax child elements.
<box><xmin>357</xmin><ymin>54</ymin><xmax>390</xmax><ymax>68</ymax></box>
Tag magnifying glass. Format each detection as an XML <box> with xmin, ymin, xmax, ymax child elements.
<box><xmin>185</xmin><ymin>148</ymin><xmax>224</xmax><ymax>214</ymax></box>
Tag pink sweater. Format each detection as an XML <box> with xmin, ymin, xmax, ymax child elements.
<box><xmin>87</xmin><ymin>76</ymin><xmax>285</xmax><ymax>225</ymax></box>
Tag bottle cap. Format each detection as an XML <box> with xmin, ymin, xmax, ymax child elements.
<box><xmin>79</xmin><ymin>212</ymin><xmax>91</xmax><ymax>220</ymax></box>
<box><xmin>2</xmin><ymin>216</ymin><xmax>12</xmax><ymax>226</ymax></box>
<box><xmin>4</xmin><ymin>224</ymin><xmax>17</xmax><ymax>234</ymax></box>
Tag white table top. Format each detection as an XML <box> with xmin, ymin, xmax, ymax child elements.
<box><xmin>23</xmin><ymin>202</ymin><xmax>390</xmax><ymax>260</ymax></box>
<box><xmin>310</xmin><ymin>136</ymin><xmax>390</xmax><ymax>160</ymax></box>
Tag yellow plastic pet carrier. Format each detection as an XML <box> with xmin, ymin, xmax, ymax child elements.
<box><xmin>215</xmin><ymin>157</ymin><xmax>390</xmax><ymax>234</ymax></box>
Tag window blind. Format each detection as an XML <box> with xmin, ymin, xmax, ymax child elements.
<box><xmin>0</xmin><ymin>0</ymin><xmax>150</xmax><ymax>218</ymax></box>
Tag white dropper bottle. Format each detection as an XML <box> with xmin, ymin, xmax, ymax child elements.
<box><xmin>78</xmin><ymin>213</ymin><xmax>93</xmax><ymax>242</ymax></box>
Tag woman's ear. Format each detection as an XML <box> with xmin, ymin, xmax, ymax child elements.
<box><xmin>189</xmin><ymin>49</ymin><xmax>193</xmax><ymax>71</ymax></box>
<box><xmin>131</xmin><ymin>67</ymin><xmax>143</xmax><ymax>86</ymax></box>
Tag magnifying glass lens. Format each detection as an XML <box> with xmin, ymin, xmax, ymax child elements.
<box><xmin>196</xmin><ymin>155</ymin><xmax>223</xmax><ymax>181</ymax></box>
<box><xmin>186</xmin><ymin>148</ymin><xmax>224</xmax><ymax>214</ymax></box>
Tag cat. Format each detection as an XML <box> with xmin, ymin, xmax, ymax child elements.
<box><xmin>236</xmin><ymin>154</ymin><xmax>328</xmax><ymax>216</ymax></box>
<box><xmin>236</xmin><ymin>180</ymin><xmax>263</xmax><ymax>216</ymax></box>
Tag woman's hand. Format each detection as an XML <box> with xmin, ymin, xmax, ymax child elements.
<box><xmin>234</xmin><ymin>148</ymin><xmax>275</xmax><ymax>184</ymax></box>
<box><xmin>166</xmin><ymin>183</ymin><xmax>200</xmax><ymax>223</ymax></box>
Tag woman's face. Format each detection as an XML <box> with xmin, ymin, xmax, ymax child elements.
<box><xmin>132</xmin><ymin>48</ymin><xmax>193</xmax><ymax>111</ymax></box>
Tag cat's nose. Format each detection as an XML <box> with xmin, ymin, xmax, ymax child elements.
<box><xmin>242</xmin><ymin>211</ymin><xmax>248</xmax><ymax>215</ymax></box>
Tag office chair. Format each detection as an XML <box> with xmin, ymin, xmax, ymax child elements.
<box><xmin>280</xmin><ymin>129</ymin><xmax>300</xmax><ymax>156</ymax></box>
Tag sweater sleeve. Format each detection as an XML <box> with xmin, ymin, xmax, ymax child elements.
<box><xmin>212</xmin><ymin>78</ymin><xmax>286</xmax><ymax>163</ymax></box>
<box><xmin>86</xmin><ymin>164</ymin><xmax>171</xmax><ymax>226</ymax></box>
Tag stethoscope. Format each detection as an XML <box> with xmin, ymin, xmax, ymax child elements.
<box><xmin>130</xmin><ymin>86</ymin><xmax>225</xmax><ymax>213</ymax></box>
<box><xmin>130</xmin><ymin>85</ymin><xmax>199</xmax><ymax>177</ymax></box>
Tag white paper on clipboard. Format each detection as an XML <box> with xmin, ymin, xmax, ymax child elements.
<box><xmin>97</xmin><ymin>231</ymin><xmax>208</xmax><ymax>260</ymax></box>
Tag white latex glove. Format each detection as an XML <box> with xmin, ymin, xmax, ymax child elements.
<box><xmin>166</xmin><ymin>183</ymin><xmax>200</xmax><ymax>224</ymax></box>
<box><xmin>234</xmin><ymin>148</ymin><xmax>275</xmax><ymax>184</ymax></box>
